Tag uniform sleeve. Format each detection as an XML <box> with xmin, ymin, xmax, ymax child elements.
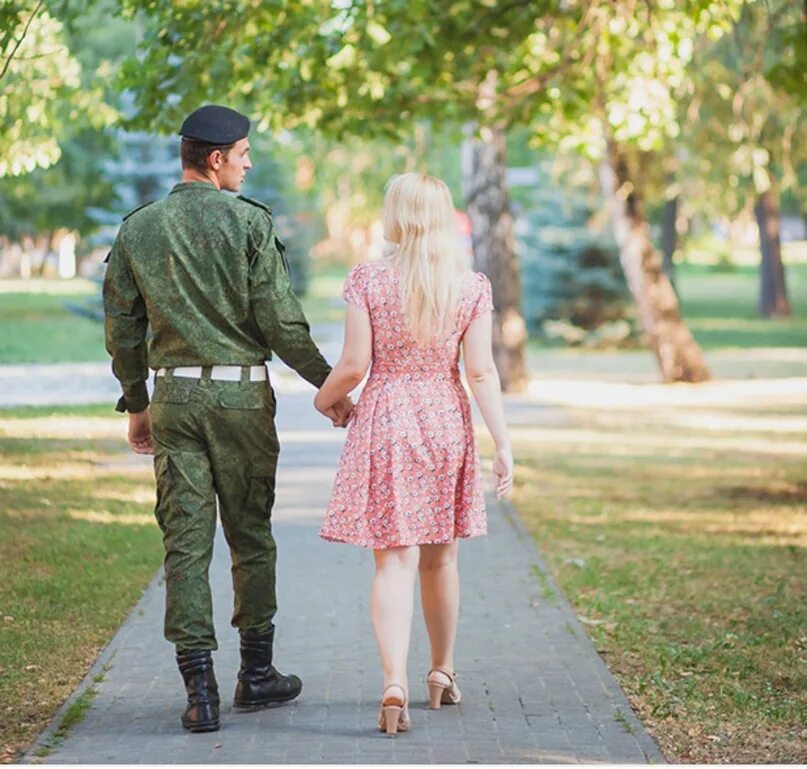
<box><xmin>247</xmin><ymin>212</ymin><xmax>332</xmax><ymax>388</ymax></box>
<box><xmin>103</xmin><ymin>231</ymin><xmax>150</xmax><ymax>413</ymax></box>
<box><xmin>343</xmin><ymin>264</ymin><xmax>368</xmax><ymax>310</ymax></box>
<box><xmin>470</xmin><ymin>273</ymin><xmax>494</xmax><ymax>321</ymax></box>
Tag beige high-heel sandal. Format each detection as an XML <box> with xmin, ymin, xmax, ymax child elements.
<box><xmin>427</xmin><ymin>669</ymin><xmax>461</xmax><ymax>709</ymax></box>
<box><xmin>378</xmin><ymin>683</ymin><xmax>410</xmax><ymax>735</ymax></box>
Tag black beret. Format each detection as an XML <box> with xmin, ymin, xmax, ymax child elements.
<box><xmin>178</xmin><ymin>104</ymin><xmax>250</xmax><ymax>144</ymax></box>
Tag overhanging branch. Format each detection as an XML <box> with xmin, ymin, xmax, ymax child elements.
<box><xmin>0</xmin><ymin>0</ymin><xmax>45</xmax><ymax>82</ymax></box>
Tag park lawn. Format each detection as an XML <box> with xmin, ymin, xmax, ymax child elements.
<box><xmin>526</xmin><ymin>262</ymin><xmax>807</xmax><ymax>353</ymax></box>
<box><xmin>0</xmin><ymin>287</ymin><xmax>106</xmax><ymax>364</ymax></box>
<box><xmin>502</xmin><ymin>391</ymin><xmax>806</xmax><ymax>763</ymax></box>
<box><xmin>676</xmin><ymin>262</ymin><xmax>807</xmax><ymax>349</ymax></box>
<box><xmin>0</xmin><ymin>405</ymin><xmax>163</xmax><ymax>763</ymax></box>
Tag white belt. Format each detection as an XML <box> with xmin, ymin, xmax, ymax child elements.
<box><xmin>155</xmin><ymin>365</ymin><xmax>267</xmax><ymax>382</ymax></box>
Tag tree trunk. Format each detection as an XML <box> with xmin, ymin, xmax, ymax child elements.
<box><xmin>755</xmin><ymin>176</ymin><xmax>790</xmax><ymax>318</ymax></box>
<box><xmin>661</xmin><ymin>194</ymin><xmax>678</xmax><ymax>288</ymax></box>
<box><xmin>600</xmin><ymin>144</ymin><xmax>710</xmax><ymax>383</ymax></box>
<box><xmin>461</xmin><ymin>124</ymin><xmax>527</xmax><ymax>393</ymax></box>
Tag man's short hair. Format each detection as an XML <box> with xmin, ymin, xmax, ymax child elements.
<box><xmin>180</xmin><ymin>139</ymin><xmax>234</xmax><ymax>172</ymax></box>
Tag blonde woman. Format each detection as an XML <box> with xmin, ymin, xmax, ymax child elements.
<box><xmin>314</xmin><ymin>173</ymin><xmax>513</xmax><ymax>735</ymax></box>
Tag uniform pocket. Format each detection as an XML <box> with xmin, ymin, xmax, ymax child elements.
<box><xmin>152</xmin><ymin>378</ymin><xmax>195</xmax><ymax>404</ymax></box>
<box><xmin>153</xmin><ymin>453</ymin><xmax>170</xmax><ymax>533</ymax></box>
<box><xmin>250</xmin><ymin>459</ymin><xmax>278</xmax><ymax>519</ymax></box>
<box><xmin>219</xmin><ymin>388</ymin><xmax>263</xmax><ymax>409</ymax></box>
<box><xmin>153</xmin><ymin>450</ymin><xmax>215</xmax><ymax>531</ymax></box>
<box><xmin>218</xmin><ymin>383</ymin><xmax>275</xmax><ymax>414</ymax></box>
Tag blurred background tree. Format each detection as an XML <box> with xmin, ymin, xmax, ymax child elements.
<box><xmin>0</xmin><ymin>2</ymin><xmax>113</xmax><ymax>177</ymax></box>
<box><xmin>516</xmin><ymin>156</ymin><xmax>634</xmax><ymax>348</ymax></box>
<box><xmin>681</xmin><ymin>0</ymin><xmax>806</xmax><ymax>318</ymax></box>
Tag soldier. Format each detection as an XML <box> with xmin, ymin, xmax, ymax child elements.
<box><xmin>103</xmin><ymin>104</ymin><xmax>351</xmax><ymax>733</ymax></box>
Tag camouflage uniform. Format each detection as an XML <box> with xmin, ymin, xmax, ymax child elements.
<box><xmin>104</xmin><ymin>181</ymin><xmax>331</xmax><ymax>652</ymax></box>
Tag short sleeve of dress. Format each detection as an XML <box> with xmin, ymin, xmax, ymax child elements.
<box><xmin>470</xmin><ymin>273</ymin><xmax>494</xmax><ymax>321</ymax></box>
<box><xmin>343</xmin><ymin>264</ymin><xmax>368</xmax><ymax>310</ymax></box>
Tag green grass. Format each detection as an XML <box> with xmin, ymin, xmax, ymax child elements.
<box><xmin>0</xmin><ymin>406</ymin><xmax>162</xmax><ymax>762</ymax></box>
<box><xmin>0</xmin><ymin>289</ymin><xmax>106</xmax><ymax>364</ymax></box>
<box><xmin>35</xmin><ymin>679</ymin><xmax>102</xmax><ymax>758</ymax></box>
<box><xmin>676</xmin><ymin>263</ymin><xmax>807</xmax><ymax>349</ymax></box>
<box><xmin>0</xmin><ymin>403</ymin><xmax>113</xmax><ymax>420</ymax></box>
<box><xmin>504</xmin><ymin>395</ymin><xmax>807</xmax><ymax>763</ymax></box>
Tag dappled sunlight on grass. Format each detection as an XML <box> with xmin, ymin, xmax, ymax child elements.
<box><xmin>612</xmin><ymin>507</ymin><xmax>806</xmax><ymax>547</ymax></box>
<box><xmin>67</xmin><ymin>509</ymin><xmax>154</xmax><ymax>526</ymax></box>
<box><xmin>0</xmin><ymin>452</ymin><xmax>151</xmax><ymax>482</ymax></box>
<box><xmin>507</xmin><ymin>384</ymin><xmax>807</xmax><ymax>763</ymax></box>
<box><xmin>0</xmin><ymin>411</ymin><xmax>162</xmax><ymax>761</ymax></box>
<box><xmin>528</xmin><ymin>376</ymin><xmax>807</xmax><ymax>409</ymax></box>
<box><xmin>0</xmin><ymin>464</ymin><xmax>140</xmax><ymax>481</ymax></box>
<box><xmin>93</xmin><ymin>487</ymin><xmax>156</xmax><ymax>505</ymax></box>
<box><xmin>596</xmin><ymin>409</ymin><xmax>807</xmax><ymax>433</ymax></box>
<box><xmin>510</xmin><ymin>425</ymin><xmax>807</xmax><ymax>458</ymax></box>
<box><xmin>0</xmin><ymin>416</ymin><xmax>127</xmax><ymax>440</ymax></box>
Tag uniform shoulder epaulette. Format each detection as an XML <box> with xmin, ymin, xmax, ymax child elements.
<box><xmin>237</xmin><ymin>195</ymin><xmax>272</xmax><ymax>214</ymax></box>
<box><xmin>122</xmin><ymin>200</ymin><xmax>155</xmax><ymax>221</ymax></box>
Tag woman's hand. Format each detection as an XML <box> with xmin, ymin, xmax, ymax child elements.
<box><xmin>493</xmin><ymin>445</ymin><xmax>513</xmax><ymax>499</ymax></box>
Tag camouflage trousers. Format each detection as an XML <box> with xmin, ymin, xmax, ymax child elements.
<box><xmin>150</xmin><ymin>371</ymin><xmax>279</xmax><ymax>652</ymax></box>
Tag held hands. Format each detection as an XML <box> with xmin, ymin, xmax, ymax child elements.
<box><xmin>128</xmin><ymin>410</ymin><xmax>154</xmax><ymax>455</ymax></box>
<box><xmin>328</xmin><ymin>396</ymin><xmax>354</xmax><ymax>428</ymax></box>
<box><xmin>316</xmin><ymin>394</ymin><xmax>354</xmax><ymax>428</ymax></box>
<box><xmin>493</xmin><ymin>445</ymin><xmax>514</xmax><ymax>499</ymax></box>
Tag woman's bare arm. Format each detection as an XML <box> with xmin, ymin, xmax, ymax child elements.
<box><xmin>314</xmin><ymin>303</ymin><xmax>373</xmax><ymax>415</ymax></box>
<box><xmin>462</xmin><ymin>310</ymin><xmax>513</xmax><ymax>498</ymax></box>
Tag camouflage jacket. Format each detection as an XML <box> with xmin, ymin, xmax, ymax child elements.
<box><xmin>103</xmin><ymin>181</ymin><xmax>331</xmax><ymax>413</ymax></box>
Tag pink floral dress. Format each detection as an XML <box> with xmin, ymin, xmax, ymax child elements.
<box><xmin>319</xmin><ymin>261</ymin><xmax>493</xmax><ymax>550</ymax></box>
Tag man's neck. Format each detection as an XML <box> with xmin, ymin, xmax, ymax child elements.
<box><xmin>181</xmin><ymin>169</ymin><xmax>221</xmax><ymax>189</ymax></box>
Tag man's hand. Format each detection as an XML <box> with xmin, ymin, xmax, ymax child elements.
<box><xmin>128</xmin><ymin>409</ymin><xmax>154</xmax><ymax>455</ymax></box>
<box><xmin>323</xmin><ymin>396</ymin><xmax>353</xmax><ymax>428</ymax></box>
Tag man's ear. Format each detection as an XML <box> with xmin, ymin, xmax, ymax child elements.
<box><xmin>208</xmin><ymin>149</ymin><xmax>223</xmax><ymax>170</ymax></box>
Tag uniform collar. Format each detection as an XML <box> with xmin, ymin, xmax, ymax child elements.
<box><xmin>169</xmin><ymin>181</ymin><xmax>220</xmax><ymax>194</ymax></box>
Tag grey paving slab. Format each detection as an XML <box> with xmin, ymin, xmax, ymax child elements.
<box><xmin>23</xmin><ymin>392</ymin><xmax>665</xmax><ymax>764</ymax></box>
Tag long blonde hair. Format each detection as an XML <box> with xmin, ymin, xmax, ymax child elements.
<box><xmin>382</xmin><ymin>173</ymin><xmax>471</xmax><ymax>345</ymax></box>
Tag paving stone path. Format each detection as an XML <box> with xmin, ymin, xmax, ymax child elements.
<box><xmin>19</xmin><ymin>385</ymin><xmax>664</xmax><ymax>765</ymax></box>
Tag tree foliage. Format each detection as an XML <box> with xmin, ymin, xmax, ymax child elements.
<box><xmin>0</xmin><ymin>2</ymin><xmax>113</xmax><ymax>177</ymax></box>
<box><xmin>681</xmin><ymin>0</ymin><xmax>806</xmax><ymax>216</ymax></box>
<box><xmin>517</xmin><ymin>158</ymin><xmax>633</xmax><ymax>345</ymax></box>
<box><xmin>113</xmin><ymin>0</ymin><xmax>551</xmax><ymax>138</ymax></box>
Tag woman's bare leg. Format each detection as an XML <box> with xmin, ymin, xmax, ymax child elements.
<box><xmin>371</xmin><ymin>545</ymin><xmax>419</xmax><ymax>694</ymax></box>
<box><xmin>418</xmin><ymin>540</ymin><xmax>459</xmax><ymax>673</ymax></box>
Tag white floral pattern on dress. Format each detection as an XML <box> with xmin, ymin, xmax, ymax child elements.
<box><xmin>319</xmin><ymin>261</ymin><xmax>494</xmax><ymax>550</ymax></box>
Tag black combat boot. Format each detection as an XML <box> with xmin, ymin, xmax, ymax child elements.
<box><xmin>176</xmin><ymin>650</ymin><xmax>220</xmax><ymax>732</ymax></box>
<box><xmin>233</xmin><ymin>628</ymin><xmax>302</xmax><ymax>710</ymax></box>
